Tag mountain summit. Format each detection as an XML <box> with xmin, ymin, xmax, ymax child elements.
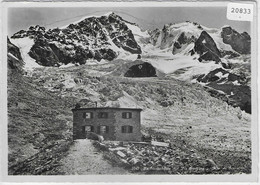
<box><xmin>11</xmin><ymin>12</ymin><xmax>142</xmax><ymax>67</ymax></box>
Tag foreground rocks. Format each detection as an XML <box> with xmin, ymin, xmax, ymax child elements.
<box><xmin>9</xmin><ymin>140</ymin><xmax>72</xmax><ymax>175</ymax></box>
<box><xmin>94</xmin><ymin>140</ymin><xmax>219</xmax><ymax>174</ymax></box>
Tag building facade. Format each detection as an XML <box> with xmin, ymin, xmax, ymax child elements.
<box><xmin>72</xmin><ymin>107</ymin><xmax>142</xmax><ymax>141</ymax></box>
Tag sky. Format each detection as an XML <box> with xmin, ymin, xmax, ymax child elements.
<box><xmin>8</xmin><ymin>7</ymin><xmax>251</xmax><ymax>36</ymax></box>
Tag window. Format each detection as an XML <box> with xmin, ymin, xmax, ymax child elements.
<box><xmin>97</xmin><ymin>126</ymin><xmax>109</xmax><ymax>134</ymax></box>
<box><xmin>122</xmin><ymin>112</ymin><xmax>132</xmax><ymax>119</ymax></box>
<box><xmin>84</xmin><ymin>125</ymin><xmax>94</xmax><ymax>132</ymax></box>
<box><xmin>83</xmin><ymin>112</ymin><xmax>93</xmax><ymax>119</ymax></box>
<box><xmin>98</xmin><ymin>112</ymin><xmax>108</xmax><ymax>118</ymax></box>
<box><xmin>121</xmin><ymin>125</ymin><xmax>133</xmax><ymax>133</ymax></box>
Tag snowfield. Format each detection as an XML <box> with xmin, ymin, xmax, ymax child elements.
<box><xmin>10</xmin><ymin>37</ymin><xmax>41</xmax><ymax>70</ymax></box>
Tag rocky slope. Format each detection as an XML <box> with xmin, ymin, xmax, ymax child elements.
<box><xmin>8</xmin><ymin>68</ymin><xmax>74</xmax><ymax>174</ymax></box>
<box><xmin>197</xmin><ymin>68</ymin><xmax>251</xmax><ymax>113</ymax></box>
<box><xmin>7</xmin><ymin>37</ymin><xmax>75</xmax><ymax>175</ymax></box>
<box><xmin>7</xmin><ymin>37</ymin><xmax>24</xmax><ymax>71</ymax></box>
<box><xmin>8</xmin><ymin>58</ymin><xmax>251</xmax><ymax>174</ymax></box>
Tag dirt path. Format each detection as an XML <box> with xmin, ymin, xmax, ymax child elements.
<box><xmin>58</xmin><ymin>139</ymin><xmax>130</xmax><ymax>175</ymax></box>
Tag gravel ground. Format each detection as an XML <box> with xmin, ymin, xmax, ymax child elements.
<box><xmin>58</xmin><ymin>139</ymin><xmax>130</xmax><ymax>175</ymax></box>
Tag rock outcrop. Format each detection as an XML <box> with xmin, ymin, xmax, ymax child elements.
<box><xmin>197</xmin><ymin>68</ymin><xmax>242</xmax><ymax>84</ymax></box>
<box><xmin>172</xmin><ymin>32</ymin><xmax>196</xmax><ymax>54</ymax></box>
<box><xmin>192</xmin><ymin>31</ymin><xmax>221</xmax><ymax>63</ymax></box>
<box><xmin>221</xmin><ymin>26</ymin><xmax>251</xmax><ymax>54</ymax></box>
<box><xmin>124</xmin><ymin>62</ymin><xmax>157</xmax><ymax>77</ymax></box>
<box><xmin>197</xmin><ymin>68</ymin><xmax>251</xmax><ymax>113</ymax></box>
<box><xmin>148</xmin><ymin>28</ymin><xmax>161</xmax><ymax>45</ymax></box>
<box><xmin>7</xmin><ymin>37</ymin><xmax>24</xmax><ymax>71</ymax></box>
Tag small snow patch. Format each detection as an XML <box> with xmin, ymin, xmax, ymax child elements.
<box><xmin>215</xmin><ymin>72</ymin><xmax>223</xmax><ymax>78</ymax></box>
<box><xmin>232</xmin><ymin>80</ymin><xmax>241</xmax><ymax>85</ymax></box>
<box><xmin>59</xmin><ymin>63</ymin><xmax>75</xmax><ymax>68</ymax></box>
<box><xmin>215</xmin><ymin>72</ymin><xmax>228</xmax><ymax>79</ymax></box>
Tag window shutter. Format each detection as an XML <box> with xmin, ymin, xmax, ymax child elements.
<box><xmin>97</xmin><ymin>126</ymin><xmax>100</xmax><ymax>134</ymax></box>
<box><xmin>121</xmin><ymin>126</ymin><xmax>125</xmax><ymax>133</ymax></box>
<box><xmin>122</xmin><ymin>112</ymin><xmax>126</xmax><ymax>118</ymax></box>
<box><xmin>90</xmin><ymin>112</ymin><xmax>93</xmax><ymax>118</ymax></box>
<box><xmin>82</xmin><ymin>112</ymin><xmax>86</xmax><ymax>118</ymax></box>
<box><xmin>129</xmin><ymin>112</ymin><xmax>132</xmax><ymax>118</ymax></box>
<box><xmin>82</xmin><ymin>126</ymin><xmax>85</xmax><ymax>132</ymax></box>
<box><xmin>106</xmin><ymin>126</ymin><xmax>109</xmax><ymax>133</ymax></box>
<box><xmin>129</xmin><ymin>126</ymin><xmax>133</xmax><ymax>133</ymax></box>
<box><xmin>91</xmin><ymin>126</ymin><xmax>94</xmax><ymax>132</ymax></box>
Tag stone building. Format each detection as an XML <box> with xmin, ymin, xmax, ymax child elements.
<box><xmin>72</xmin><ymin>107</ymin><xmax>142</xmax><ymax>141</ymax></box>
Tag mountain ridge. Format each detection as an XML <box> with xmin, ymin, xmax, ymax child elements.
<box><xmin>9</xmin><ymin>12</ymin><xmax>251</xmax><ymax>113</ymax></box>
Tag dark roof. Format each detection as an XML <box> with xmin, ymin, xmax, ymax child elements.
<box><xmin>72</xmin><ymin>107</ymin><xmax>143</xmax><ymax>112</ymax></box>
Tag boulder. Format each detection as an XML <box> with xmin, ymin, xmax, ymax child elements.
<box><xmin>129</xmin><ymin>157</ymin><xmax>140</xmax><ymax>165</ymax></box>
<box><xmin>151</xmin><ymin>141</ymin><xmax>169</xmax><ymax>147</ymax></box>
<box><xmin>116</xmin><ymin>151</ymin><xmax>126</xmax><ymax>158</ymax></box>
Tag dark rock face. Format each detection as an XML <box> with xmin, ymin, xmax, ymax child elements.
<box><xmin>28</xmin><ymin>37</ymin><xmax>60</xmax><ymax>66</ymax></box>
<box><xmin>148</xmin><ymin>28</ymin><xmax>161</xmax><ymax>45</ymax></box>
<box><xmin>7</xmin><ymin>37</ymin><xmax>24</xmax><ymax>71</ymax></box>
<box><xmin>197</xmin><ymin>68</ymin><xmax>245</xmax><ymax>84</ymax></box>
<box><xmin>206</xmin><ymin>83</ymin><xmax>251</xmax><ymax>114</ymax></box>
<box><xmin>11</xmin><ymin>25</ymin><xmax>46</xmax><ymax>39</ymax></box>
<box><xmin>221</xmin><ymin>26</ymin><xmax>251</xmax><ymax>54</ymax></box>
<box><xmin>220</xmin><ymin>50</ymin><xmax>240</xmax><ymax>59</ymax></box>
<box><xmin>193</xmin><ymin>31</ymin><xmax>221</xmax><ymax>63</ymax></box>
<box><xmin>172</xmin><ymin>32</ymin><xmax>195</xmax><ymax>54</ymax></box>
<box><xmin>197</xmin><ymin>68</ymin><xmax>251</xmax><ymax>113</ymax></box>
<box><xmin>124</xmin><ymin>62</ymin><xmax>157</xmax><ymax>77</ymax></box>
<box><xmin>11</xmin><ymin>13</ymin><xmax>141</xmax><ymax>66</ymax></box>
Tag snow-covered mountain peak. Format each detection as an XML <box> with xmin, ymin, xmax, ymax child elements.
<box><xmin>60</xmin><ymin>11</ymin><xmax>119</xmax><ymax>28</ymax></box>
<box><xmin>152</xmin><ymin>21</ymin><xmax>203</xmax><ymax>50</ymax></box>
<box><xmin>10</xmin><ymin>12</ymin><xmax>146</xmax><ymax>67</ymax></box>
